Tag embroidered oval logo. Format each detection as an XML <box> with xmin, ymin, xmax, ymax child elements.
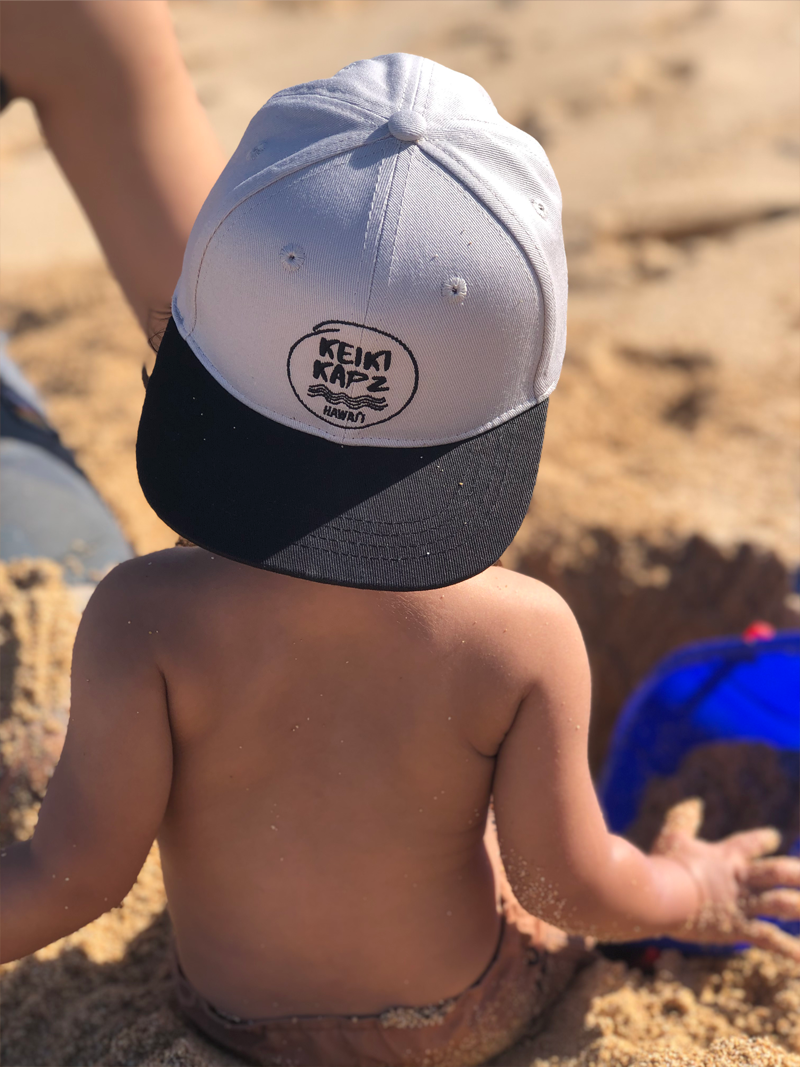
<box><xmin>287</xmin><ymin>320</ymin><xmax>418</xmax><ymax>430</ymax></box>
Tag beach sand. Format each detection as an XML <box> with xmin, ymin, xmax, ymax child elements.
<box><xmin>1</xmin><ymin>2</ymin><xmax>798</xmax><ymax>1063</ymax></box>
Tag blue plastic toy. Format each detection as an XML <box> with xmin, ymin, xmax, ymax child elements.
<box><xmin>598</xmin><ymin>628</ymin><xmax>800</xmax><ymax>954</ymax></box>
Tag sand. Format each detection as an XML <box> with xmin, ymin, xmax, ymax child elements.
<box><xmin>1</xmin><ymin>1</ymin><xmax>799</xmax><ymax>1064</ymax></box>
<box><xmin>0</xmin><ymin>559</ymin><xmax>77</xmax><ymax>847</ymax></box>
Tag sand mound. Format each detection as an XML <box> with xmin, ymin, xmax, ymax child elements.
<box><xmin>495</xmin><ymin>947</ymin><xmax>800</xmax><ymax>1066</ymax></box>
<box><xmin>0</xmin><ymin>559</ymin><xmax>77</xmax><ymax>846</ymax></box>
<box><xmin>506</xmin><ymin>532</ymin><xmax>798</xmax><ymax>772</ymax></box>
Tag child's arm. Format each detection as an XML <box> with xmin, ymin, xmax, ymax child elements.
<box><xmin>0</xmin><ymin>562</ymin><xmax>173</xmax><ymax>963</ymax></box>
<box><xmin>492</xmin><ymin>585</ymin><xmax>800</xmax><ymax>958</ymax></box>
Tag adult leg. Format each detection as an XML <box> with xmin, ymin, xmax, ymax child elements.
<box><xmin>0</xmin><ymin>343</ymin><xmax>133</xmax><ymax>589</ymax></box>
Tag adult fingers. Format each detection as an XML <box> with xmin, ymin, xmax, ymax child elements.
<box><xmin>740</xmin><ymin>919</ymin><xmax>800</xmax><ymax>962</ymax></box>
<box><xmin>726</xmin><ymin>827</ymin><xmax>782</xmax><ymax>860</ymax></box>
<box><xmin>744</xmin><ymin>889</ymin><xmax>800</xmax><ymax>921</ymax></box>
<box><xmin>747</xmin><ymin>857</ymin><xmax>800</xmax><ymax>890</ymax></box>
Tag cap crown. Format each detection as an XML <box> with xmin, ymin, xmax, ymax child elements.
<box><xmin>174</xmin><ymin>53</ymin><xmax>567</xmax><ymax>447</ymax></box>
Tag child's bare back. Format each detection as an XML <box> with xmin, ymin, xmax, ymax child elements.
<box><xmin>127</xmin><ymin>548</ymin><xmax>535</xmax><ymax>1018</ymax></box>
<box><xmin>2</xmin><ymin>549</ymin><xmax>573</xmax><ymax>1016</ymax></box>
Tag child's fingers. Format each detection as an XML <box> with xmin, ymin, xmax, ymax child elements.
<box><xmin>664</xmin><ymin>797</ymin><xmax>704</xmax><ymax>837</ymax></box>
<box><xmin>746</xmin><ymin>857</ymin><xmax>800</xmax><ymax>890</ymax></box>
<box><xmin>652</xmin><ymin>798</ymin><xmax>704</xmax><ymax>854</ymax></box>
<box><xmin>727</xmin><ymin>827</ymin><xmax>782</xmax><ymax>860</ymax></box>
<box><xmin>740</xmin><ymin>919</ymin><xmax>800</xmax><ymax>962</ymax></box>
<box><xmin>743</xmin><ymin>889</ymin><xmax>800</xmax><ymax>922</ymax></box>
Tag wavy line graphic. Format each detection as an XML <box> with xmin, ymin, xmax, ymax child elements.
<box><xmin>307</xmin><ymin>384</ymin><xmax>388</xmax><ymax>410</ymax></box>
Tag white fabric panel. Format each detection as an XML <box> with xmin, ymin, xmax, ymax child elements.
<box><xmin>174</xmin><ymin>53</ymin><xmax>566</xmax><ymax>448</ymax></box>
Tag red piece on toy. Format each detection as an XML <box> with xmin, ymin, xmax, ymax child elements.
<box><xmin>742</xmin><ymin>621</ymin><xmax>777</xmax><ymax>643</ymax></box>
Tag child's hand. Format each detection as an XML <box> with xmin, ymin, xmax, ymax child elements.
<box><xmin>651</xmin><ymin>798</ymin><xmax>800</xmax><ymax>960</ymax></box>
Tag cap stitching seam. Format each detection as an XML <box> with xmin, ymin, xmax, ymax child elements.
<box><xmin>353</xmin><ymin>149</ymin><xmax>404</xmax><ymax>444</ymax></box>
<box><xmin>412</xmin><ymin>151</ymin><xmax>544</xmax><ymax>395</ymax></box>
<box><xmin>414</xmin><ymin>152</ymin><xmax>534</xmax><ymax>280</ymax></box>
<box><xmin>383</xmin><ymin>59</ymin><xmax>427</xmax><ymax>292</ymax></box>
<box><xmin>416</xmin><ymin>56</ymin><xmax>434</xmax><ymax>114</ymax></box>
<box><xmin>416</xmin><ymin>146</ymin><xmax>555</xmax><ymax>394</ymax></box>
<box><xmin>399</xmin><ymin>65</ymin><xmax>411</xmax><ymax>109</ymax></box>
<box><xmin>297</xmin><ymin>440</ymin><xmax>516</xmax><ymax>560</ymax></box>
<box><xmin>186</xmin><ymin>135</ymin><xmax>392</xmax><ymax>336</ymax></box>
<box><xmin>320</xmin><ymin>463</ymin><xmax>498</xmax><ymax>536</ymax></box>
<box><xmin>386</xmin><ymin>150</ymin><xmax>416</xmax><ymax>290</ymax></box>
<box><xmin>362</xmin><ymin>157</ymin><xmax>388</xmax><ymax>258</ymax></box>
<box><xmin>308</xmin><ymin>429</ymin><xmax>513</xmax><ymax>540</ymax></box>
<box><xmin>266</xmin><ymin>90</ymin><xmax>390</xmax><ymax>124</ymax></box>
<box><xmin>407</xmin><ymin>54</ymin><xmax>425</xmax><ymax>112</ymax></box>
<box><xmin>422</xmin><ymin>140</ymin><xmax>556</xmax><ymax>358</ymax></box>
<box><xmin>296</xmin><ymin>405</ymin><xmax>547</xmax><ymax>552</ymax></box>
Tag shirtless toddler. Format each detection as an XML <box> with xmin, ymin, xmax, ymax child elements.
<box><xmin>2</xmin><ymin>54</ymin><xmax>799</xmax><ymax>1067</ymax></box>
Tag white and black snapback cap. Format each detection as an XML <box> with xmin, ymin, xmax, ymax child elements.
<box><xmin>137</xmin><ymin>53</ymin><xmax>568</xmax><ymax>590</ymax></box>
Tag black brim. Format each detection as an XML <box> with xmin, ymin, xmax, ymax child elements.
<box><xmin>136</xmin><ymin>318</ymin><xmax>548</xmax><ymax>591</ymax></box>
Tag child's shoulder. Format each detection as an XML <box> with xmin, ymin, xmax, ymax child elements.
<box><xmin>82</xmin><ymin>547</ymin><xmax>220</xmax><ymax>630</ymax></box>
<box><xmin>423</xmin><ymin>565</ymin><xmax>581</xmax><ymax>674</ymax></box>
<box><xmin>454</xmin><ymin>564</ymin><xmax>575</xmax><ymax>625</ymax></box>
<box><xmin>93</xmin><ymin>545</ymin><xmax>210</xmax><ymax>594</ymax></box>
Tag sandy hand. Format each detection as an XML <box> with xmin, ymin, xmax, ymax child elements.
<box><xmin>651</xmin><ymin>797</ymin><xmax>800</xmax><ymax>961</ymax></box>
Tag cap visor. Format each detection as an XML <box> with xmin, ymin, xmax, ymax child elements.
<box><xmin>137</xmin><ymin>318</ymin><xmax>548</xmax><ymax>591</ymax></box>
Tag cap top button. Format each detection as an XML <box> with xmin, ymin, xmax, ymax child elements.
<box><xmin>388</xmin><ymin>110</ymin><xmax>427</xmax><ymax>143</ymax></box>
